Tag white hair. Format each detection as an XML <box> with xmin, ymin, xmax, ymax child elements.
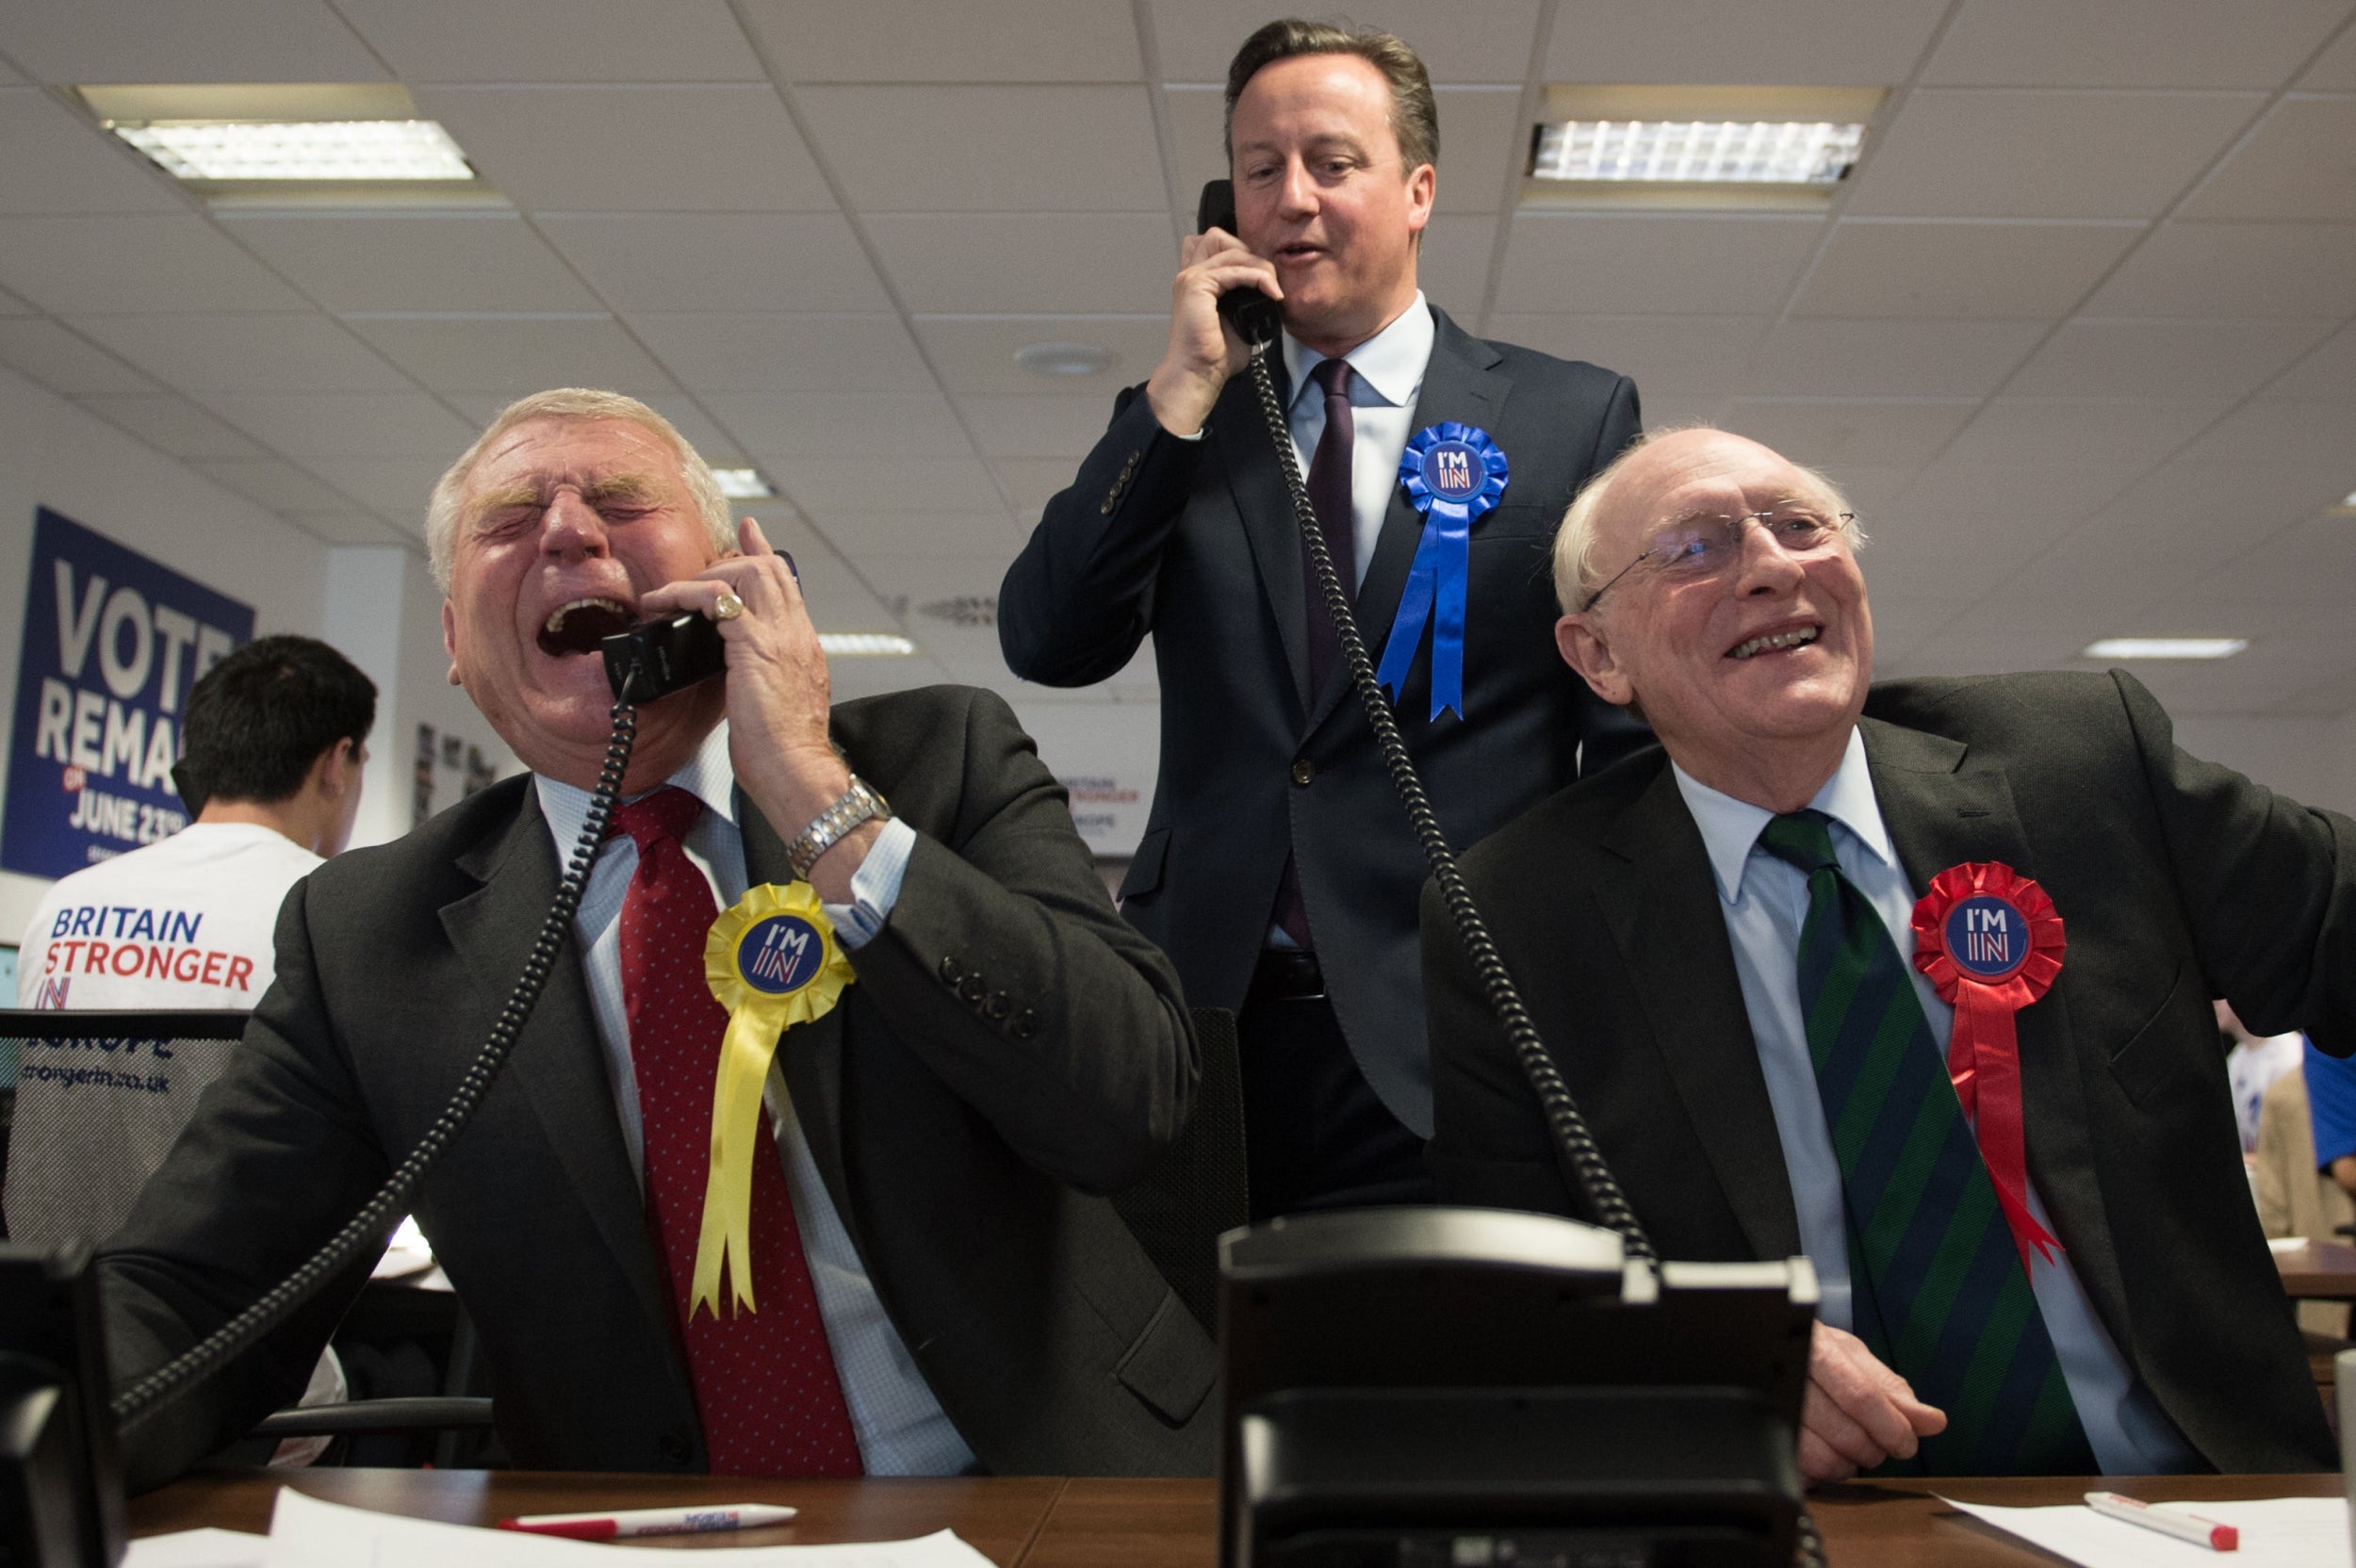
<box><xmin>424</xmin><ymin>388</ymin><xmax>732</xmax><ymax>590</ymax></box>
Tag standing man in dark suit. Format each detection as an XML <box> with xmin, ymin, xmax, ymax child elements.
<box><xmin>1428</xmin><ymin>425</ymin><xmax>2347</xmax><ymax>1478</ymax></box>
<box><xmin>1001</xmin><ymin>19</ymin><xmax>1644</xmax><ymax>1218</ymax></box>
<box><xmin>100</xmin><ymin>389</ymin><xmax>1213</xmax><ymax>1490</ymax></box>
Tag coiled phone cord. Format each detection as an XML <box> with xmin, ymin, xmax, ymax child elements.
<box><xmin>112</xmin><ymin>680</ymin><xmax>643</xmax><ymax>1429</ymax></box>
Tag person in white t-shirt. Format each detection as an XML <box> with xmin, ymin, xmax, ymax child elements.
<box><xmin>7</xmin><ymin>633</ymin><xmax>374</xmax><ymax>1245</ymax></box>
<box><xmin>2219</xmin><ymin>999</ymin><xmax>2305</xmax><ymax>1155</ymax></box>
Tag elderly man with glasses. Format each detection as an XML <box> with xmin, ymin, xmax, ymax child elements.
<box><xmin>1423</xmin><ymin>425</ymin><xmax>2351</xmax><ymax>1482</ymax></box>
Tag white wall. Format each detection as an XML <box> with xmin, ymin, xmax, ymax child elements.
<box><xmin>1009</xmin><ymin>700</ymin><xmax>1160</xmax><ymax>858</ymax></box>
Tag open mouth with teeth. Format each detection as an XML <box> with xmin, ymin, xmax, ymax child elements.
<box><xmin>1727</xmin><ymin>626</ymin><xmax>1821</xmax><ymax>661</ymax></box>
<box><xmin>538</xmin><ymin>596</ymin><xmax>635</xmax><ymax>657</ymax></box>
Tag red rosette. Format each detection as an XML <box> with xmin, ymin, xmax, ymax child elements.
<box><xmin>1912</xmin><ymin>861</ymin><xmax>2067</xmax><ymax>1272</ymax></box>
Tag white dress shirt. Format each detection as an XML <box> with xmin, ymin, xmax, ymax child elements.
<box><xmin>535</xmin><ymin>721</ymin><xmax>976</xmax><ymax>1476</ymax></box>
<box><xmin>1672</xmin><ymin>728</ymin><xmax>2199</xmax><ymax>1476</ymax></box>
<box><xmin>1279</xmin><ymin>293</ymin><xmax>1437</xmax><ymax>593</ymax></box>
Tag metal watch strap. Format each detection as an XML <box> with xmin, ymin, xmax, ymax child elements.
<box><xmin>787</xmin><ymin>776</ymin><xmax>891</xmax><ymax>881</ymax></box>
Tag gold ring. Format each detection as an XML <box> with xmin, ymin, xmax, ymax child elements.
<box><xmin>712</xmin><ymin>590</ymin><xmax>745</xmax><ymax>622</ymax></box>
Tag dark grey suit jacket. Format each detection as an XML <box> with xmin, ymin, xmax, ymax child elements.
<box><xmin>1426</xmin><ymin>670</ymin><xmax>2351</xmax><ymax>1473</ymax></box>
<box><xmin>100</xmin><ymin>685</ymin><xmax>1218</xmax><ymax>1490</ymax></box>
<box><xmin>1001</xmin><ymin>305</ymin><xmax>1644</xmax><ymax>1135</ymax></box>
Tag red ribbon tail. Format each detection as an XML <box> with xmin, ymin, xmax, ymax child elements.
<box><xmin>1956</xmin><ymin>984</ymin><xmax>2063</xmax><ymax>1273</ymax></box>
<box><xmin>1990</xmin><ymin>1180</ymin><xmax>2066</xmax><ymax>1273</ymax></box>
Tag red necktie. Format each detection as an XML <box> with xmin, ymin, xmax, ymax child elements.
<box><xmin>609</xmin><ymin>787</ymin><xmax>862</xmax><ymax>1478</ymax></box>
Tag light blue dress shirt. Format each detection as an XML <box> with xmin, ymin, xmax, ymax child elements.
<box><xmin>1279</xmin><ymin>290</ymin><xmax>1435</xmax><ymax>596</ymax></box>
<box><xmin>1672</xmin><ymin>728</ymin><xmax>2197</xmax><ymax>1476</ymax></box>
<box><xmin>535</xmin><ymin>721</ymin><xmax>977</xmax><ymax>1476</ymax></box>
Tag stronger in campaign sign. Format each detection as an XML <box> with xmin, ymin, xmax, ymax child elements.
<box><xmin>2</xmin><ymin>507</ymin><xmax>254</xmax><ymax>878</ymax></box>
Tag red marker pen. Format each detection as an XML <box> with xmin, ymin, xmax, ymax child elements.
<box><xmin>498</xmin><ymin>1502</ymin><xmax>797</xmax><ymax>1540</ymax></box>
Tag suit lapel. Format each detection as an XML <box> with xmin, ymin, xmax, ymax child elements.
<box><xmin>1217</xmin><ymin>352</ymin><xmax>1315</xmax><ymax>714</ymax></box>
<box><xmin>441</xmin><ymin>792</ymin><xmax>676</xmax><ymax>1350</ymax></box>
<box><xmin>1861</xmin><ymin>716</ymin><xmax>2134</xmax><ymax>1350</ymax></box>
<box><xmin>1306</xmin><ymin>308</ymin><xmax>1507</xmax><ymax>735</ymax></box>
<box><xmin>1594</xmin><ymin>765</ymin><xmax>1804</xmax><ymax>1260</ymax></box>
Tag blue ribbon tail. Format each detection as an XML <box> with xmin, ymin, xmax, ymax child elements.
<box><xmin>1376</xmin><ymin>552</ymin><xmax>1435</xmax><ymax>699</ymax></box>
<box><xmin>1430</xmin><ymin>516</ymin><xmax>1468</xmax><ymax>721</ymax></box>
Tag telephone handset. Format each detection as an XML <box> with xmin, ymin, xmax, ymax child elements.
<box><xmin>1196</xmin><ymin>179</ymin><xmax>1283</xmax><ymax>350</ymax></box>
<box><xmin>601</xmin><ymin>609</ymin><xmax>727</xmax><ymax>702</ymax></box>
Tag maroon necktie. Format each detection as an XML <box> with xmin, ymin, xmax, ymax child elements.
<box><xmin>1272</xmin><ymin>358</ymin><xmax>1359</xmax><ymax>949</ymax></box>
<box><xmin>609</xmin><ymin>787</ymin><xmax>862</xmax><ymax>1478</ymax></box>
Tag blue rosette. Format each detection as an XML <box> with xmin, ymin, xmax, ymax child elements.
<box><xmin>1377</xmin><ymin>421</ymin><xmax>1509</xmax><ymax>720</ymax></box>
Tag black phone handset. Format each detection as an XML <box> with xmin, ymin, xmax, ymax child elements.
<box><xmin>1196</xmin><ymin>180</ymin><xmax>1284</xmax><ymax>351</ymax></box>
<box><xmin>108</xmin><ymin>627</ymin><xmax>715</xmax><ymax>1435</ymax></box>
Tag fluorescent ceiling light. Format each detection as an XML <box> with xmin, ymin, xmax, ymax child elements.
<box><xmin>1533</xmin><ymin>119</ymin><xmax>1862</xmax><ymax>185</ymax></box>
<box><xmin>711</xmin><ymin>468</ymin><xmax>774</xmax><ymax>498</ymax></box>
<box><xmin>2083</xmin><ymin>638</ymin><xmax>2247</xmax><ymax>661</ymax></box>
<box><xmin>111</xmin><ymin>119</ymin><xmax>472</xmax><ymax>182</ymax></box>
<box><xmin>1016</xmin><ymin>341</ymin><xmax>1116</xmax><ymax>377</ymax></box>
<box><xmin>819</xmin><ymin>633</ymin><xmax>917</xmax><ymax>657</ymax></box>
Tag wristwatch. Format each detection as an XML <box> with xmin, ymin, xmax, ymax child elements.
<box><xmin>788</xmin><ymin>775</ymin><xmax>892</xmax><ymax>881</ymax></box>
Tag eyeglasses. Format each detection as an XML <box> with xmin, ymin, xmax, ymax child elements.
<box><xmin>1578</xmin><ymin>503</ymin><xmax>1857</xmax><ymax>612</ymax></box>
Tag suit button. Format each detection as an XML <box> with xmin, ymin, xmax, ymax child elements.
<box><xmin>656</xmin><ymin>1431</ymin><xmax>693</xmax><ymax>1465</ymax></box>
<box><xmin>959</xmin><ymin>973</ymin><xmax>988</xmax><ymax>1004</ymax></box>
<box><xmin>1291</xmin><ymin>759</ymin><xmax>1314</xmax><ymax>787</ymax></box>
<box><xmin>939</xmin><ymin>956</ymin><xmax>963</xmax><ymax>986</ymax></box>
<box><xmin>986</xmin><ymin>991</ymin><xmax>1011</xmax><ymax>1021</ymax></box>
<box><xmin>1012</xmin><ymin>1008</ymin><xmax>1040</xmax><ymax>1039</ymax></box>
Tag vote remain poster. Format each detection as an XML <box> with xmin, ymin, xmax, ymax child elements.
<box><xmin>2</xmin><ymin>507</ymin><xmax>254</xmax><ymax>880</ymax></box>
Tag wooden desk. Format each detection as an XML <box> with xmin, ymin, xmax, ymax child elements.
<box><xmin>130</xmin><ymin>1470</ymin><xmax>2348</xmax><ymax>1564</ymax></box>
<box><xmin>2278</xmin><ymin>1239</ymin><xmax>2356</xmax><ymax>1298</ymax></box>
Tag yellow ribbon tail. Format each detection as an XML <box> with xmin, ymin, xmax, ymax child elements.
<box><xmin>688</xmin><ymin>1005</ymin><xmax>788</xmax><ymax>1320</ymax></box>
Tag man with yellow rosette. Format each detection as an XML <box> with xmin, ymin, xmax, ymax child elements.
<box><xmin>97</xmin><ymin>388</ymin><xmax>1211</xmax><ymax>1489</ymax></box>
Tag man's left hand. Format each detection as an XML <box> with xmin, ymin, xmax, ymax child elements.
<box><xmin>638</xmin><ymin>517</ymin><xmax>880</xmax><ymax>900</ymax></box>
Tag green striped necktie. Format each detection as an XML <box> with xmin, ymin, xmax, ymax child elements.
<box><xmin>1756</xmin><ymin>809</ymin><xmax>2095</xmax><ymax>1476</ymax></box>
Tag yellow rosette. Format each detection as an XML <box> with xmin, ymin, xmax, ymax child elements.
<box><xmin>693</xmin><ymin>881</ymin><xmax>854</xmax><ymax>1319</ymax></box>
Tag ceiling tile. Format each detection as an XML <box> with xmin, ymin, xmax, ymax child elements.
<box><xmin>282</xmin><ymin>511</ymin><xmax>414</xmax><ymax>547</ymax></box>
<box><xmin>1496</xmin><ymin>213</ymin><xmax>1823</xmax><ymax>315</ymax></box>
<box><xmin>1152</xmin><ymin>1</ymin><xmax>1543</xmax><ymax>83</ymax></box>
<box><xmin>0</xmin><ymin>319</ymin><xmax>155</xmax><ymax>395</ymax></box>
<box><xmin>340</xmin><ymin>317</ymin><xmax>674</xmax><ymax>396</ymax></box>
<box><xmin>866</xmin><ymin>213</ymin><xmax>1172</xmax><ymax>313</ymax></box>
<box><xmin>190</xmin><ymin>457</ymin><xmax>359</xmax><ymax>514</ymax></box>
<box><xmin>1893</xmin><ymin>458</ymin><xmax>2143</xmax><ymax>529</ymax></box>
<box><xmin>626</xmin><ymin>313</ymin><xmax>936</xmax><ymax>394</ymax></box>
<box><xmin>740</xmin><ymin>0</ymin><xmax>1144</xmax><ymax>82</ymax></box>
<box><xmin>2177</xmin><ymin>97</ymin><xmax>2356</xmax><ymax>221</ymax></box>
<box><xmin>0</xmin><ymin>216</ymin><xmax>310</xmax><ymax>315</ymax></box>
<box><xmin>75</xmin><ymin>392</ymin><xmax>269</xmax><ymax>459</ymax></box>
<box><xmin>221</xmin><ymin>213</ymin><xmax>600</xmax><ymax>314</ymax></box>
<box><xmin>2082</xmin><ymin>221</ymin><xmax>2356</xmax><ymax>317</ymax></box>
<box><xmin>910</xmin><ymin>316</ymin><xmax>1166</xmax><ymax>398</ymax></box>
<box><xmin>1844</xmin><ymin>90</ymin><xmax>2260</xmax><ymax>220</ymax></box>
<box><xmin>1159</xmin><ymin>84</ymin><xmax>1528</xmax><ymax>214</ymax></box>
<box><xmin>0</xmin><ymin>90</ymin><xmax>182</xmax><ymax>214</ymax></box>
<box><xmin>417</xmin><ymin>86</ymin><xmax>833</xmax><ymax>214</ymax></box>
<box><xmin>2175</xmin><ymin>398</ymin><xmax>2356</xmax><ymax>468</ymax></box>
<box><xmin>1794</xmin><ymin>220</ymin><xmax>2142</xmax><ymax>318</ymax></box>
<box><xmin>536</xmin><ymin>213</ymin><xmax>889</xmax><ymax>312</ymax></box>
<box><xmin>1721</xmin><ymin>398</ymin><xmax>1979</xmax><ymax>466</ymax></box>
<box><xmin>2104</xmin><ymin>458</ymin><xmax>2354</xmax><ymax>532</ymax></box>
<box><xmin>300</xmin><ymin>455</ymin><xmax>451</xmax><ymax>522</ymax></box>
<box><xmin>1744</xmin><ymin>318</ymin><xmax>2047</xmax><ymax>399</ymax></box>
<box><xmin>1546</xmin><ymin>0</ymin><xmax>1949</xmax><ymax>83</ymax></box>
<box><xmin>2264</xmin><ymin>319</ymin><xmax>2356</xmax><ymax>400</ymax></box>
<box><xmin>1417</xmin><ymin>214</ymin><xmax>1499</xmax><ymax>318</ymax></box>
<box><xmin>1839</xmin><ymin>514</ymin><xmax>2051</xmax><ymax>603</ymax></box>
<box><xmin>1484</xmin><ymin>313</ymin><xmax>1768</xmax><ymax>392</ymax></box>
<box><xmin>956</xmin><ymin>395</ymin><xmax>1124</xmax><ymax>458</ymax></box>
<box><xmin>1944</xmin><ymin>396</ymin><xmax>2226</xmax><ymax>470</ymax></box>
<box><xmin>799</xmin><ymin>86</ymin><xmax>1162</xmax><ymax>213</ymax></box>
<box><xmin>433</xmin><ymin>389</ymin><xmax>744</xmax><ymax>465</ymax></box>
<box><xmin>783</xmin><ymin>455</ymin><xmax>1002</xmax><ymax>513</ymax></box>
<box><xmin>814</xmin><ymin>513</ymin><xmax>1023</xmax><ymax>556</ymax></box>
<box><xmin>0</xmin><ymin>0</ymin><xmax>387</xmax><ymax>82</ymax></box>
<box><xmin>856</xmin><ymin>551</ymin><xmax>1025</xmax><ymax>603</ymax></box>
<box><xmin>335</xmin><ymin>0</ymin><xmax>761</xmax><ymax>83</ymax></box>
<box><xmin>0</xmin><ymin>286</ymin><xmax>33</xmax><ymax>316</ymax></box>
<box><xmin>207</xmin><ymin>390</ymin><xmax>478</xmax><ymax>457</ymax></box>
<box><xmin>2006</xmin><ymin>317</ymin><xmax>2336</xmax><ymax>399</ymax></box>
<box><xmin>2299</xmin><ymin>23</ymin><xmax>2356</xmax><ymax>89</ymax></box>
<box><xmin>994</xmin><ymin>456</ymin><xmax>1097</xmax><ymax>512</ymax></box>
<box><xmin>1812</xmin><ymin>464</ymin><xmax>1922</xmax><ymax>516</ymax></box>
<box><xmin>72</xmin><ymin>312</ymin><xmax>413</xmax><ymax>392</ymax></box>
<box><xmin>702</xmin><ymin>392</ymin><xmax>976</xmax><ymax>460</ymax></box>
<box><xmin>1922</xmin><ymin>0</ymin><xmax>2350</xmax><ymax>88</ymax></box>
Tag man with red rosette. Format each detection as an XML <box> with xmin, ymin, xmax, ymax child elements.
<box><xmin>1425</xmin><ymin>425</ymin><xmax>2348</xmax><ymax>1480</ymax></box>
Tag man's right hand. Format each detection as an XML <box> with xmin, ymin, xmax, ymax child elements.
<box><xmin>1143</xmin><ymin>227</ymin><xmax>1281</xmax><ymax>438</ymax></box>
<box><xmin>1799</xmin><ymin>1323</ymin><xmax>1947</xmax><ymax>1484</ymax></box>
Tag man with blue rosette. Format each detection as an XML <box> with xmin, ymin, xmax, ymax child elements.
<box><xmin>1001</xmin><ymin>18</ymin><xmax>1646</xmax><ymax>1218</ymax></box>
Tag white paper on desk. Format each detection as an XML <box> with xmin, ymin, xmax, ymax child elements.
<box><xmin>265</xmin><ymin>1489</ymin><xmax>998</xmax><ymax>1567</ymax></box>
<box><xmin>1941</xmin><ymin>1494</ymin><xmax>2351</xmax><ymax>1568</ymax></box>
<box><xmin>124</xmin><ymin>1527</ymin><xmax>267</xmax><ymax>1568</ymax></box>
